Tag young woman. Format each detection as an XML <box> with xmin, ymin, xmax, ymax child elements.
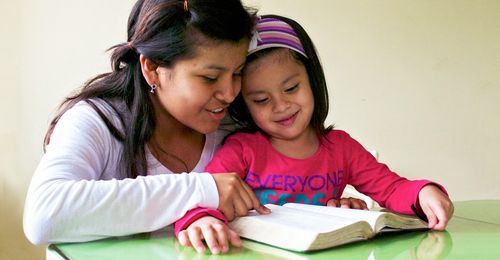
<box><xmin>23</xmin><ymin>0</ymin><xmax>269</xmax><ymax>245</ymax></box>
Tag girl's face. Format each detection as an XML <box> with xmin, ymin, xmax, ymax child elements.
<box><xmin>242</xmin><ymin>49</ymin><xmax>315</xmax><ymax>142</ymax></box>
<box><xmin>153</xmin><ymin>39</ymin><xmax>248</xmax><ymax>134</ymax></box>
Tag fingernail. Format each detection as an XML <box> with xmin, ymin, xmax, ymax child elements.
<box><xmin>211</xmin><ymin>246</ymin><xmax>220</xmax><ymax>254</ymax></box>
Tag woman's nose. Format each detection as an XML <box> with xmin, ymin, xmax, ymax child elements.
<box><xmin>215</xmin><ymin>77</ymin><xmax>240</xmax><ymax>104</ymax></box>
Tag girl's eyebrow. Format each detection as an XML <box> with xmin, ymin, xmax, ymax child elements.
<box><xmin>281</xmin><ymin>73</ymin><xmax>300</xmax><ymax>85</ymax></box>
<box><xmin>244</xmin><ymin>90</ymin><xmax>267</xmax><ymax>96</ymax></box>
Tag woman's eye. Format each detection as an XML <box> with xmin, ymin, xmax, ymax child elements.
<box><xmin>203</xmin><ymin>76</ymin><xmax>217</xmax><ymax>82</ymax></box>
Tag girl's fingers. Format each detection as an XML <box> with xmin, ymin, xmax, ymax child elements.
<box><xmin>424</xmin><ymin>208</ymin><xmax>438</xmax><ymax>229</ymax></box>
<box><xmin>326</xmin><ymin>199</ymin><xmax>339</xmax><ymax>207</ymax></box>
<box><xmin>200</xmin><ymin>225</ymin><xmax>222</xmax><ymax>254</ymax></box>
<box><xmin>430</xmin><ymin>205</ymin><xmax>450</xmax><ymax>231</ymax></box>
<box><xmin>178</xmin><ymin>217</ymin><xmax>239</xmax><ymax>255</ymax></box>
<box><xmin>212</xmin><ymin>223</ymin><xmax>231</xmax><ymax>253</ymax></box>
<box><xmin>339</xmin><ymin>198</ymin><xmax>350</xmax><ymax>208</ymax></box>
<box><xmin>352</xmin><ymin>199</ymin><xmax>368</xmax><ymax>210</ymax></box>
<box><xmin>334</xmin><ymin>198</ymin><xmax>369</xmax><ymax>210</ymax></box>
<box><xmin>228</xmin><ymin>229</ymin><xmax>242</xmax><ymax>247</ymax></box>
<box><xmin>187</xmin><ymin>227</ymin><xmax>206</xmax><ymax>253</ymax></box>
<box><xmin>178</xmin><ymin>230</ymin><xmax>192</xmax><ymax>247</ymax></box>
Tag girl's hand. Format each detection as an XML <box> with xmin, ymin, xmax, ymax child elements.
<box><xmin>327</xmin><ymin>197</ymin><xmax>369</xmax><ymax>210</ymax></box>
<box><xmin>418</xmin><ymin>185</ymin><xmax>454</xmax><ymax>230</ymax></box>
<box><xmin>177</xmin><ymin>216</ymin><xmax>241</xmax><ymax>254</ymax></box>
<box><xmin>212</xmin><ymin>173</ymin><xmax>270</xmax><ymax>220</ymax></box>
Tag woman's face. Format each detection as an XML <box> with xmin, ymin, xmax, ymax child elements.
<box><xmin>153</xmin><ymin>39</ymin><xmax>248</xmax><ymax>134</ymax></box>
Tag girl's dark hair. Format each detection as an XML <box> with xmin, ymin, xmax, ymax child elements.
<box><xmin>229</xmin><ymin>14</ymin><xmax>332</xmax><ymax>136</ymax></box>
<box><xmin>44</xmin><ymin>0</ymin><xmax>256</xmax><ymax>178</ymax></box>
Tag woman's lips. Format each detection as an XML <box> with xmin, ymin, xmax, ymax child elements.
<box><xmin>207</xmin><ymin>107</ymin><xmax>226</xmax><ymax>120</ymax></box>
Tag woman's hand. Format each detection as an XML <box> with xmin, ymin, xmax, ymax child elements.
<box><xmin>177</xmin><ymin>216</ymin><xmax>240</xmax><ymax>254</ymax></box>
<box><xmin>418</xmin><ymin>185</ymin><xmax>454</xmax><ymax>230</ymax></box>
<box><xmin>212</xmin><ymin>173</ymin><xmax>270</xmax><ymax>220</ymax></box>
<box><xmin>326</xmin><ymin>197</ymin><xmax>369</xmax><ymax>210</ymax></box>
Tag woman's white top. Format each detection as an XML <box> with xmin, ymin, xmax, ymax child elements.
<box><xmin>23</xmin><ymin>99</ymin><xmax>227</xmax><ymax>244</ymax></box>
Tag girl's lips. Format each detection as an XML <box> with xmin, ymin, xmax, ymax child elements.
<box><xmin>276</xmin><ymin>111</ymin><xmax>298</xmax><ymax>126</ymax></box>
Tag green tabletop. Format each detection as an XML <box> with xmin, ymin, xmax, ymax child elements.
<box><xmin>48</xmin><ymin>200</ymin><xmax>500</xmax><ymax>259</ymax></box>
<box><xmin>453</xmin><ymin>200</ymin><xmax>500</xmax><ymax>225</ymax></box>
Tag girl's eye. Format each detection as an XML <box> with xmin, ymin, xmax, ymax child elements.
<box><xmin>253</xmin><ymin>97</ymin><xmax>269</xmax><ymax>104</ymax></box>
<box><xmin>285</xmin><ymin>84</ymin><xmax>299</xmax><ymax>93</ymax></box>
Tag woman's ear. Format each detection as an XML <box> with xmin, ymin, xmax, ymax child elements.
<box><xmin>139</xmin><ymin>54</ymin><xmax>159</xmax><ymax>86</ymax></box>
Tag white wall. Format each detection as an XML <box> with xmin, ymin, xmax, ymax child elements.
<box><xmin>1</xmin><ymin>0</ymin><xmax>499</xmax><ymax>259</ymax></box>
<box><xmin>1</xmin><ymin>0</ymin><xmax>25</xmax><ymax>259</ymax></box>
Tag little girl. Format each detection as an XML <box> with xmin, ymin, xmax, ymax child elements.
<box><xmin>175</xmin><ymin>15</ymin><xmax>454</xmax><ymax>254</ymax></box>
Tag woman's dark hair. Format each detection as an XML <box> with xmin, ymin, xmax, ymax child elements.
<box><xmin>229</xmin><ymin>14</ymin><xmax>332</xmax><ymax>137</ymax></box>
<box><xmin>44</xmin><ymin>0</ymin><xmax>256</xmax><ymax>178</ymax></box>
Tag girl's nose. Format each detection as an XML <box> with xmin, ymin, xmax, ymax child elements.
<box><xmin>272</xmin><ymin>96</ymin><xmax>290</xmax><ymax>113</ymax></box>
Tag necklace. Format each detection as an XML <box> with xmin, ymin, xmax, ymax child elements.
<box><xmin>150</xmin><ymin>140</ymin><xmax>190</xmax><ymax>173</ymax></box>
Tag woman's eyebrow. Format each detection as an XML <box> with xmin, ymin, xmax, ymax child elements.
<box><xmin>203</xmin><ymin>61</ymin><xmax>245</xmax><ymax>72</ymax></box>
<box><xmin>203</xmin><ymin>65</ymin><xmax>226</xmax><ymax>71</ymax></box>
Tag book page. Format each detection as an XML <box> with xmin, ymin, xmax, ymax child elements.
<box><xmin>255</xmin><ymin>204</ymin><xmax>366</xmax><ymax>233</ymax></box>
<box><xmin>283</xmin><ymin>203</ymin><xmax>384</xmax><ymax>229</ymax></box>
<box><xmin>283</xmin><ymin>203</ymin><xmax>427</xmax><ymax>232</ymax></box>
<box><xmin>376</xmin><ymin>213</ymin><xmax>428</xmax><ymax>232</ymax></box>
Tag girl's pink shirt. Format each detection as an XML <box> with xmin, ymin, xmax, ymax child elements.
<box><xmin>174</xmin><ymin>130</ymin><xmax>447</xmax><ymax>236</ymax></box>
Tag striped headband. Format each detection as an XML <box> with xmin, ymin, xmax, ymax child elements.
<box><xmin>248</xmin><ymin>17</ymin><xmax>308</xmax><ymax>58</ymax></box>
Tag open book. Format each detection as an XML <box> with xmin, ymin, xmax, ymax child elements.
<box><xmin>228</xmin><ymin>203</ymin><xmax>428</xmax><ymax>252</ymax></box>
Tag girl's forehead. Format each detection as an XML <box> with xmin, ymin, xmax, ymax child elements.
<box><xmin>245</xmin><ymin>49</ymin><xmax>297</xmax><ymax>73</ymax></box>
<box><xmin>242</xmin><ymin>50</ymin><xmax>306</xmax><ymax>93</ymax></box>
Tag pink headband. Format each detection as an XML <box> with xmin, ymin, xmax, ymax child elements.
<box><xmin>248</xmin><ymin>17</ymin><xmax>307</xmax><ymax>58</ymax></box>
